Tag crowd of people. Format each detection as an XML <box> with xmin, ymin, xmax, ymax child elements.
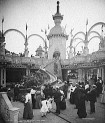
<box><xmin>22</xmin><ymin>76</ymin><xmax>104</xmax><ymax>119</ymax></box>
<box><xmin>0</xmin><ymin>76</ymin><xmax>104</xmax><ymax>120</ymax></box>
<box><xmin>68</xmin><ymin>77</ymin><xmax>104</xmax><ymax>118</ymax></box>
<box><xmin>23</xmin><ymin>83</ymin><xmax>67</xmax><ymax>119</ymax></box>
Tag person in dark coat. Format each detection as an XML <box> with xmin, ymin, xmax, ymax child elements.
<box><xmin>54</xmin><ymin>86</ymin><xmax>62</xmax><ymax>114</ymax></box>
<box><xmin>88</xmin><ymin>85</ymin><xmax>97</xmax><ymax>114</ymax></box>
<box><xmin>77</xmin><ymin>86</ymin><xmax>87</xmax><ymax>118</ymax></box>
<box><xmin>43</xmin><ymin>84</ymin><xmax>49</xmax><ymax>99</ymax></box>
<box><xmin>96</xmin><ymin>78</ymin><xmax>103</xmax><ymax>96</ymax></box>
<box><xmin>69</xmin><ymin>84</ymin><xmax>76</xmax><ymax>104</ymax></box>
<box><xmin>73</xmin><ymin>84</ymin><xmax>80</xmax><ymax>109</ymax></box>
<box><xmin>14</xmin><ymin>84</ymin><xmax>19</xmax><ymax>101</ymax></box>
<box><xmin>63</xmin><ymin>81</ymin><xmax>68</xmax><ymax>98</ymax></box>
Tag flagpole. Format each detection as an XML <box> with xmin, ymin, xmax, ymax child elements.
<box><xmin>26</xmin><ymin>23</ymin><xmax>27</xmax><ymax>36</ymax></box>
<box><xmin>86</xmin><ymin>19</ymin><xmax>88</xmax><ymax>33</ymax></box>
<box><xmin>2</xmin><ymin>17</ymin><xmax>4</xmax><ymax>37</ymax></box>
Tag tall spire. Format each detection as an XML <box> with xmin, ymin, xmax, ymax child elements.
<box><xmin>53</xmin><ymin>1</ymin><xmax>63</xmax><ymax>21</ymax></box>
<box><xmin>2</xmin><ymin>17</ymin><xmax>4</xmax><ymax>37</ymax></box>
<box><xmin>57</xmin><ymin>1</ymin><xmax>60</xmax><ymax>14</ymax></box>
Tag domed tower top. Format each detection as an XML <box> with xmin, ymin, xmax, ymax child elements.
<box><xmin>53</xmin><ymin>1</ymin><xmax>63</xmax><ymax>25</ymax></box>
<box><xmin>47</xmin><ymin>1</ymin><xmax>68</xmax><ymax>40</ymax></box>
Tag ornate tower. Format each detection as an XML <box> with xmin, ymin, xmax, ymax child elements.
<box><xmin>47</xmin><ymin>1</ymin><xmax>68</xmax><ymax>60</ymax></box>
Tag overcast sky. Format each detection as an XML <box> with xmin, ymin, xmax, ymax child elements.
<box><xmin>0</xmin><ymin>0</ymin><xmax>105</xmax><ymax>56</ymax></box>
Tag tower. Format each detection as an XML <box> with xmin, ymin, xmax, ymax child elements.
<box><xmin>47</xmin><ymin>1</ymin><xmax>68</xmax><ymax>60</ymax></box>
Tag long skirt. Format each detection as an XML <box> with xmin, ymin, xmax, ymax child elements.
<box><xmin>31</xmin><ymin>94</ymin><xmax>36</xmax><ymax>109</ymax></box>
<box><xmin>60</xmin><ymin>99</ymin><xmax>66</xmax><ymax>110</ymax></box>
<box><xmin>23</xmin><ymin>101</ymin><xmax>33</xmax><ymax>119</ymax></box>
<box><xmin>77</xmin><ymin>101</ymin><xmax>87</xmax><ymax>118</ymax></box>
<box><xmin>70</xmin><ymin>92</ymin><xmax>75</xmax><ymax>104</ymax></box>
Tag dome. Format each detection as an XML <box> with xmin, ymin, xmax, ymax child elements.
<box><xmin>49</xmin><ymin>25</ymin><xmax>67</xmax><ymax>35</ymax></box>
<box><xmin>36</xmin><ymin>45</ymin><xmax>44</xmax><ymax>52</ymax></box>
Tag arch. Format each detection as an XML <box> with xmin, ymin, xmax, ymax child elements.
<box><xmin>53</xmin><ymin>50</ymin><xmax>60</xmax><ymax>59</ymax></box>
<box><xmin>73</xmin><ymin>31</ymin><xmax>85</xmax><ymax>40</ymax></box>
<box><xmin>87</xmin><ymin>22</ymin><xmax>105</xmax><ymax>36</ymax></box>
<box><xmin>70</xmin><ymin>31</ymin><xmax>85</xmax><ymax>47</ymax></box>
<box><xmin>4</xmin><ymin>29</ymin><xmax>25</xmax><ymax>40</ymax></box>
<box><xmin>89</xmin><ymin>36</ymin><xmax>101</xmax><ymax>42</ymax></box>
<box><xmin>27</xmin><ymin>34</ymin><xmax>45</xmax><ymax>43</ymax></box>
<box><xmin>88</xmin><ymin>31</ymin><xmax>101</xmax><ymax>40</ymax></box>
<box><xmin>74</xmin><ymin>37</ymin><xmax>84</xmax><ymax>42</ymax></box>
<box><xmin>75</xmin><ymin>40</ymin><xmax>84</xmax><ymax>48</ymax></box>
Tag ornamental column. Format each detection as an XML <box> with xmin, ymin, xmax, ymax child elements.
<box><xmin>83</xmin><ymin>32</ymin><xmax>89</xmax><ymax>55</ymax></box>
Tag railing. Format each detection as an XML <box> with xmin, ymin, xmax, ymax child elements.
<box><xmin>1</xmin><ymin>49</ymin><xmax>105</xmax><ymax>67</ymax></box>
<box><xmin>45</xmin><ymin>70</ymin><xmax>57</xmax><ymax>83</ymax></box>
<box><xmin>39</xmin><ymin>59</ymin><xmax>57</xmax><ymax>85</ymax></box>
<box><xmin>0</xmin><ymin>92</ymin><xmax>19</xmax><ymax>123</ymax></box>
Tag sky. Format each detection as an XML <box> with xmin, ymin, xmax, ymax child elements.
<box><xmin>0</xmin><ymin>0</ymin><xmax>105</xmax><ymax>57</ymax></box>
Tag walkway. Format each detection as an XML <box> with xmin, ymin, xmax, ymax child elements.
<box><xmin>12</xmin><ymin>95</ymin><xmax>105</xmax><ymax>123</ymax></box>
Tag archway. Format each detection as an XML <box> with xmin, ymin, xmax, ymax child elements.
<box><xmin>27</xmin><ymin>34</ymin><xmax>46</xmax><ymax>56</ymax></box>
<box><xmin>53</xmin><ymin>51</ymin><xmax>60</xmax><ymax>59</ymax></box>
<box><xmin>4</xmin><ymin>29</ymin><xmax>25</xmax><ymax>54</ymax></box>
<box><xmin>70</xmin><ymin>31</ymin><xmax>85</xmax><ymax>46</ymax></box>
<box><xmin>87</xmin><ymin>22</ymin><xmax>105</xmax><ymax>36</ymax></box>
<box><xmin>4</xmin><ymin>29</ymin><xmax>25</xmax><ymax>39</ymax></box>
<box><xmin>27</xmin><ymin>34</ymin><xmax>45</xmax><ymax>43</ymax></box>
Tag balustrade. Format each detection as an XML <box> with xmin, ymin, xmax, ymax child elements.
<box><xmin>0</xmin><ymin>92</ymin><xmax>19</xmax><ymax>123</ymax></box>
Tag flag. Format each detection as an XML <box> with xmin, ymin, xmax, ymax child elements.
<box><xmin>86</xmin><ymin>19</ymin><xmax>88</xmax><ymax>25</ymax></box>
<box><xmin>2</xmin><ymin>17</ymin><xmax>4</xmax><ymax>23</ymax></box>
<box><xmin>26</xmin><ymin>23</ymin><xmax>28</xmax><ymax>31</ymax></box>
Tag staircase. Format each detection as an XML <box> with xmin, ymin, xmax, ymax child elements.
<box><xmin>40</xmin><ymin>59</ymin><xmax>58</xmax><ymax>85</ymax></box>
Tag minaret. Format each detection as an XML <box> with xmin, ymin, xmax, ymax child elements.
<box><xmin>47</xmin><ymin>1</ymin><xmax>68</xmax><ymax>60</ymax></box>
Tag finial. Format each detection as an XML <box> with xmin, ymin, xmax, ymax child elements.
<box><xmin>57</xmin><ymin>1</ymin><xmax>60</xmax><ymax>13</ymax></box>
<box><xmin>2</xmin><ymin>17</ymin><xmax>4</xmax><ymax>37</ymax></box>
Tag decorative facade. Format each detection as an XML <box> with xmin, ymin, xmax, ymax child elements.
<box><xmin>0</xmin><ymin>1</ymin><xmax>105</xmax><ymax>88</ymax></box>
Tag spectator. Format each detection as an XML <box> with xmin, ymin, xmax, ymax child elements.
<box><xmin>88</xmin><ymin>85</ymin><xmax>97</xmax><ymax>114</ymax></box>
